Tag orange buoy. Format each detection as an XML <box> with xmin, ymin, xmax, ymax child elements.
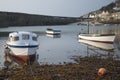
<box><xmin>98</xmin><ymin>68</ymin><xmax>107</xmax><ymax>76</ymax></box>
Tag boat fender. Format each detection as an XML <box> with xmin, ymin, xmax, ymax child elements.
<box><xmin>98</xmin><ymin>68</ymin><xmax>107</xmax><ymax>76</ymax></box>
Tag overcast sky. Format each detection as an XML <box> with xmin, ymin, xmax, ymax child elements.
<box><xmin>0</xmin><ymin>0</ymin><xmax>114</xmax><ymax>17</ymax></box>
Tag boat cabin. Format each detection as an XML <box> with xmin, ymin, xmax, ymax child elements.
<box><xmin>7</xmin><ymin>31</ymin><xmax>37</xmax><ymax>44</ymax></box>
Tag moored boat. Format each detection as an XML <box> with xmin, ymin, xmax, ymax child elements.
<box><xmin>4</xmin><ymin>31</ymin><xmax>39</xmax><ymax>63</ymax></box>
<box><xmin>46</xmin><ymin>28</ymin><xmax>61</xmax><ymax>35</ymax></box>
<box><xmin>78</xmin><ymin>34</ymin><xmax>115</xmax><ymax>43</ymax></box>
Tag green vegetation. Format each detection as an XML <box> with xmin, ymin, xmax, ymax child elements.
<box><xmin>0</xmin><ymin>12</ymin><xmax>79</xmax><ymax>27</ymax></box>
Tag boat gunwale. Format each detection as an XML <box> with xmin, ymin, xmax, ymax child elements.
<box><xmin>79</xmin><ymin>34</ymin><xmax>115</xmax><ymax>37</ymax></box>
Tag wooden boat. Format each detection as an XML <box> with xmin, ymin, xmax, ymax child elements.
<box><xmin>78</xmin><ymin>34</ymin><xmax>115</xmax><ymax>43</ymax></box>
<box><xmin>4</xmin><ymin>31</ymin><xmax>39</xmax><ymax>63</ymax></box>
<box><xmin>78</xmin><ymin>39</ymin><xmax>114</xmax><ymax>50</ymax></box>
<box><xmin>46</xmin><ymin>28</ymin><xmax>61</xmax><ymax>35</ymax></box>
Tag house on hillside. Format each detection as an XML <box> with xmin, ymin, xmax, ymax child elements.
<box><xmin>116</xmin><ymin>0</ymin><xmax>120</xmax><ymax>8</ymax></box>
<box><xmin>112</xmin><ymin>12</ymin><xmax>120</xmax><ymax>20</ymax></box>
<box><xmin>97</xmin><ymin>11</ymin><xmax>110</xmax><ymax>21</ymax></box>
<box><xmin>114</xmin><ymin>0</ymin><xmax>120</xmax><ymax>10</ymax></box>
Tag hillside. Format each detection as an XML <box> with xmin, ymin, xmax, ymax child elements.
<box><xmin>99</xmin><ymin>2</ymin><xmax>116</xmax><ymax>12</ymax></box>
<box><xmin>0</xmin><ymin>11</ymin><xmax>79</xmax><ymax>27</ymax></box>
<box><xmin>79</xmin><ymin>2</ymin><xmax>119</xmax><ymax>25</ymax></box>
<box><xmin>81</xmin><ymin>2</ymin><xmax>116</xmax><ymax>17</ymax></box>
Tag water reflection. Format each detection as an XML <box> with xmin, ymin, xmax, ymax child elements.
<box><xmin>46</xmin><ymin>34</ymin><xmax>61</xmax><ymax>38</ymax></box>
<box><xmin>86</xmin><ymin>46</ymin><xmax>117</xmax><ymax>59</ymax></box>
<box><xmin>78</xmin><ymin>39</ymin><xmax>120</xmax><ymax>60</ymax></box>
<box><xmin>90</xmin><ymin>25</ymin><xmax>120</xmax><ymax>34</ymax></box>
<box><xmin>91</xmin><ymin>29</ymin><xmax>118</xmax><ymax>34</ymax></box>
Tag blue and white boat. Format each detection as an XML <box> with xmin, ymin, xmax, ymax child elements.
<box><xmin>4</xmin><ymin>31</ymin><xmax>39</xmax><ymax>63</ymax></box>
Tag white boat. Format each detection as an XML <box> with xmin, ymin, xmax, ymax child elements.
<box><xmin>46</xmin><ymin>28</ymin><xmax>61</xmax><ymax>35</ymax></box>
<box><xmin>78</xmin><ymin>39</ymin><xmax>114</xmax><ymax>50</ymax></box>
<box><xmin>4</xmin><ymin>31</ymin><xmax>39</xmax><ymax>63</ymax></box>
<box><xmin>78</xmin><ymin>34</ymin><xmax>115</xmax><ymax>43</ymax></box>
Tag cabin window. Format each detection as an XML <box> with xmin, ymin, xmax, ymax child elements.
<box><xmin>32</xmin><ymin>37</ymin><xmax>37</xmax><ymax>41</ymax></box>
<box><xmin>22</xmin><ymin>34</ymin><xmax>29</xmax><ymax>40</ymax></box>
<box><xmin>8</xmin><ymin>36</ymin><xmax>19</xmax><ymax>41</ymax></box>
<box><xmin>13</xmin><ymin>36</ymin><xmax>19</xmax><ymax>41</ymax></box>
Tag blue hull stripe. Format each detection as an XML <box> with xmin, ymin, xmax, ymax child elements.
<box><xmin>7</xmin><ymin>45</ymin><xmax>38</xmax><ymax>48</ymax></box>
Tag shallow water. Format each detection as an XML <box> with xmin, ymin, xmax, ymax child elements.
<box><xmin>0</xmin><ymin>24</ymin><xmax>120</xmax><ymax>66</ymax></box>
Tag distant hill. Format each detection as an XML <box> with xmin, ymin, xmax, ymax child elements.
<box><xmin>0</xmin><ymin>11</ymin><xmax>79</xmax><ymax>27</ymax></box>
<box><xmin>99</xmin><ymin>2</ymin><xmax>116</xmax><ymax>12</ymax></box>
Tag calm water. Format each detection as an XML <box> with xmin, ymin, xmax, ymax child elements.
<box><xmin>0</xmin><ymin>24</ymin><xmax>120</xmax><ymax>66</ymax></box>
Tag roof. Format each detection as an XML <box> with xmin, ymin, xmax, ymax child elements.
<box><xmin>9</xmin><ymin>31</ymin><xmax>37</xmax><ymax>37</ymax></box>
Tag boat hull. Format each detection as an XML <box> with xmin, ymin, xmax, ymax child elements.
<box><xmin>78</xmin><ymin>39</ymin><xmax>114</xmax><ymax>50</ymax></box>
<box><xmin>46</xmin><ymin>30</ymin><xmax>61</xmax><ymax>35</ymax></box>
<box><xmin>5</xmin><ymin>53</ymin><xmax>36</xmax><ymax>64</ymax></box>
<box><xmin>7</xmin><ymin>45</ymin><xmax>38</xmax><ymax>55</ymax></box>
<box><xmin>78</xmin><ymin>34</ymin><xmax>115</xmax><ymax>43</ymax></box>
<box><xmin>4</xmin><ymin>45</ymin><xmax>38</xmax><ymax>64</ymax></box>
